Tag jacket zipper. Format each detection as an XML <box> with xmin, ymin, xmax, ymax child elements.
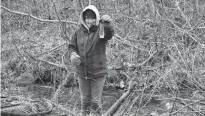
<box><xmin>84</xmin><ymin>30</ymin><xmax>89</xmax><ymax>78</ymax></box>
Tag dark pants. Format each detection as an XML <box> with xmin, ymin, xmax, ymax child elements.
<box><xmin>78</xmin><ymin>76</ymin><xmax>106</xmax><ymax>116</ymax></box>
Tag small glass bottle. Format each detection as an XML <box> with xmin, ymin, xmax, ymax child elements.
<box><xmin>99</xmin><ymin>21</ymin><xmax>104</xmax><ymax>39</ymax></box>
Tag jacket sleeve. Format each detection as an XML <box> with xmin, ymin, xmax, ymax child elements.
<box><xmin>68</xmin><ymin>32</ymin><xmax>78</xmax><ymax>57</ymax></box>
<box><xmin>104</xmin><ymin>23</ymin><xmax>114</xmax><ymax>40</ymax></box>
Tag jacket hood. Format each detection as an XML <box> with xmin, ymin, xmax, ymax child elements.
<box><xmin>80</xmin><ymin>5</ymin><xmax>100</xmax><ymax>30</ymax></box>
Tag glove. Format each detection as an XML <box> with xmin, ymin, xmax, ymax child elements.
<box><xmin>70</xmin><ymin>52</ymin><xmax>81</xmax><ymax>65</ymax></box>
<box><xmin>101</xmin><ymin>15</ymin><xmax>112</xmax><ymax>23</ymax></box>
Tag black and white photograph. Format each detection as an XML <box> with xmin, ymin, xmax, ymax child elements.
<box><xmin>1</xmin><ymin>0</ymin><xmax>205</xmax><ymax>116</ymax></box>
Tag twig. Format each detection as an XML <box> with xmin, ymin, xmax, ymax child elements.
<box><xmin>52</xmin><ymin>103</ymin><xmax>77</xmax><ymax>116</ymax></box>
<box><xmin>139</xmin><ymin>61</ymin><xmax>178</xmax><ymax>116</ymax></box>
<box><xmin>53</xmin><ymin>2</ymin><xmax>70</xmax><ymax>42</ymax></box>
<box><xmin>51</xmin><ymin>71</ymin><xmax>70</xmax><ymax>103</ymax></box>
<box><xmin>114</xmin><ymin>34</ymin><xmax>150</xmax><ymax>52</ymax></box>
<box><xmin>9</xmin><ymin>31</ymin><xmax>25</xmax><ymax>61</ymax></box>
<box><xmin>157</xmin><ymin>97</ymin><xmax>205</xmax><ymax>104</ymax></box>
<box><xmin>140</xmin><ymin>62</ymin><xmax>177</xmax><ymax>116</ymax></box>
<box><xmin>176</xmin><ymin>110</ymin><xmax>205</xmax><ymax>113</ymax></box>
<box><xmin>188</xmin><ymin>15</ymin><xmax>205</xmax><ymax>32</ymax></box>
<box><xmin>175</xmin><ymin>1</ymin><xmax>191</xmax><ymax>27</ymax></box>
<box><xmin>79</xmin><ymin>0</ymin><xmax>84</xmax><ymax>9</ymax></box>
<box><xmin>1</xmin><ymin>5</ymin><xmax>78</xmax><ymax>25</ymax></box>
<box><xmin>187</xmin><ymin>71</ymin><xmax>205</xmax><ymax>91</ymax></box>
<box><xmin>171</xmin><ymin>100</ymin><xmax>201</xmax><ymax>115</ymax></box>
<box><xmin>169</xmin><ymin>91</ymin><xmax>178</xmax><ymax>116</ymax></box>
<box><xmin>167</xmin><ymin>19</ymin><xmax>205</xmax><ymax>49</ymax></box>
<box><xmin>24</xmin><ymin>50</ymin><xmax>66</xmax><ymax>69</ymax></box>
<box><xmin>88</xmin><ymin>0</ymin><xmax>91</xmax><ymax>5</ymax></box>
<box><xmin>186</xmin><ymin>32</ymin><xmax>205</xmax><ymax>49</ymax></box>
<box><xmin>112</xmin><ymin>13</ymin><xmax>146</xmax><ymax>21</ymax></box>
<box><xmin>179</xmin><ymin>100</ymin><xmax>205</xmax><ymax>116</ymax></box>
<box><xmin>173</xmin><ymin>42</ymin><xmax>189</xmax><ymax>72</ymax></box>
<box><xmin>35</xmin><ymin>42</ymin><xmax>67</xmax><ymax>58</ymax></box>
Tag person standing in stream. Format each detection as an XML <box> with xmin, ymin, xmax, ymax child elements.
<box><xmin>68</xmin><ymin>5</ymin><xmax>114</xmax><ymax>116</ymax></box>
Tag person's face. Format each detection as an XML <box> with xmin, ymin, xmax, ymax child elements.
<box><xmin>85</xmin><ymin>17</ymin><xmax>96</xmax><ymax>28</ymax></box>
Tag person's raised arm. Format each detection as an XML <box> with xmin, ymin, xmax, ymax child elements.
<box><xmin>100</xmin><ymin>15</ymin><xmax>114</xmax><ymax>40</ymax></box>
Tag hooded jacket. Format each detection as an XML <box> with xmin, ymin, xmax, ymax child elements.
<box><xmin>68</xmin><ymin>5</ymin><xmax>114</xmax><ymax>78</ymax></box>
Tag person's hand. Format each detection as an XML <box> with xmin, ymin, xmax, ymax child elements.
<box><xmin>70</xmin><ymin>52</ymin><xmax>81</xmax><ymax>65</ymax></box>
<box><xmin>101</xmin><ymin>15</ymin><xmax>112</xmax><ymax>23</ymax></box>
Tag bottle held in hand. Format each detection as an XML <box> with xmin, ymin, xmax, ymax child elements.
<box><xmin>99</xmin><ymin>15</ymin><xmax>111</xmax><ymax>39</ymax></box>
<box><xmin>99</xmin><ymin>21</ymin><xmax>104</xmax><ymax>39</ymax></box>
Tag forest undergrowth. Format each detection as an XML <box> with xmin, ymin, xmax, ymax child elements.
<box><xmin>1</xmin><ymin>0</ymin><xmax>205</xmax><ymax>116</ymax></box>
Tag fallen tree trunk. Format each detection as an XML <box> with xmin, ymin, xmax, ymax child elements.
<box><xmin>104</xmin><ymin>81</ymin><xmax>136</xmax><ymax>116</ymax></box>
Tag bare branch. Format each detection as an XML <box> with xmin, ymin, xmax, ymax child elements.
<box><xmin>35</xmin><ymin>42</ymin><xmax>67</xmax><ymax>58</ymax></box>
<box><xmin>175</xmin><ymin>1</ymin><xmax>192</xmax><ymax>27</ymax></box>
<box><xmin>104</xmin><ymin>79</ymin><xmax>136</xmax><ymax>116</ymax></box>
<box><xmin>179</xmin><ymin>100</ymin><xmax>205</xmax><ymax>116</ymax></box>
<box><xmin>114</xmin><ymin>34</ymin><xmax>150</xmax><ymax>52</ymax></box>
<box><xmin>88</xmin><ymin>0</ymin><xmax>91</xmax><ymax>5</ymax></box>
<box><xmin>167</xmin><ymin>19</ymin><xmax>205</xmax><ymax>49</ymax></box>
<box><xmin>171</xmin><ymin>100</ymin><xmax>202</xmax><ymax>115</ymax></box>
<box><xmin>9</xmin><ymin>31</ymin><xmax>25</xmax><ymax>61</ymax></box>
<box><xmin>53</xmin><ymin>2</ymin><xmax>70</xmax><ymax>42</ymax></box>
<box><xmin>24</xmin><ymin>50</ymin><xmax>66</xmax><ymax>69</ymax></box>
<box><xmin>50</xmin><ymin>102</ymin><xmax>77</xmax><ymax>116</ymax></box>
<box><xmin>1</xmin><ymin>5</ymin><xmax>78</xmax><ymax>25</ymax></box>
